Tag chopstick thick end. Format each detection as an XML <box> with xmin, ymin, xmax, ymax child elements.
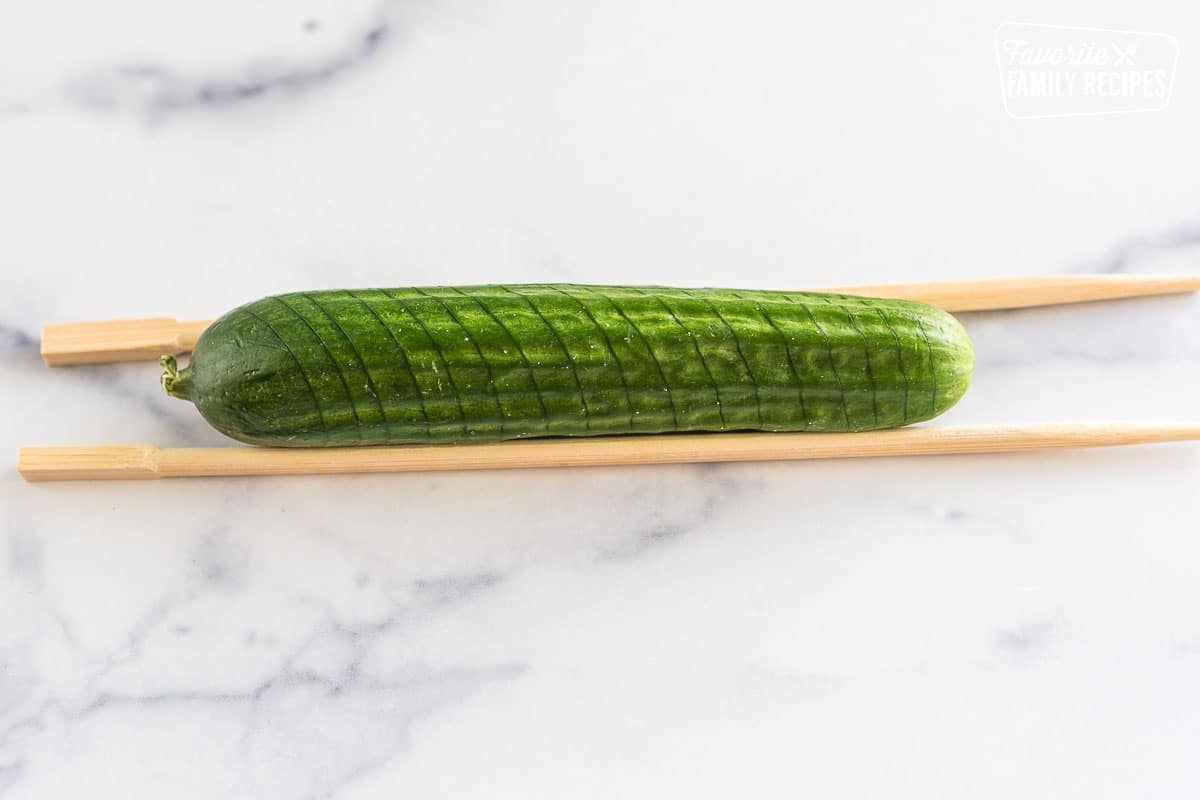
<box><xmin>18</xmin><ymin>445</ymin><xmax>162</xmax><ymax>481</ymax></box>
<box><xmin>41</xmin><ymin>318</ymin><xmax>209</xmax><ymax>366</ymax></box>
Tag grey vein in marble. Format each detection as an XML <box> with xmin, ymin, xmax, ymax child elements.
<box><xmin>1067</xmin><ymin>221</ymin><xmax>1200</xmax><ymax>275</ymax></box>
<box><xmin>66</xmin><ymin>22</ymin><xmax>391</xmax><ymax>116</ymax></box>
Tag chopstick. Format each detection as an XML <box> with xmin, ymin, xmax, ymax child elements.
<box><xmin>18</xmin><ymin>422</ymin><xmax>1200</xmax><ymax>482</ymax></box>
<box><xmin>39</xmin><ymin>274</ymin><xmax>1200</xmax><ymax>366</ymax></box>
<box><xmin>826</xmin><ymin>273</ymin><xmax>1200</xmax><ymax>312</ymax></box>
<box><xmin>41</xmin><ymin>317</ymin><xmax>212</xmax><ymax>367</ymax></box>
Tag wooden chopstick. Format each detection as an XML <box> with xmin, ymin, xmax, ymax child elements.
<box><xmin>41</xmin><ymin>317</ymin><xmax>212</xmax><ymax>366</ymax></box>
<box><xmin>826</xmin><ymin>273</ymin><xmax>1200</xmax><ymax>312</ymax></box>
<box><xmin>39</xmin><ymin>274</ymin><xmax>1200</xmax><ymax>366</ymax></box>
<box><xmin>17</xmin><ymin>423</ymin><xmax>1200</xmax><ymax>481</ymax></box>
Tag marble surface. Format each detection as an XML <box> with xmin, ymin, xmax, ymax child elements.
<box><xmin>3</xmin><ymin>0</ymin><xmax>1199</xmax><ymax>796</ymax></box>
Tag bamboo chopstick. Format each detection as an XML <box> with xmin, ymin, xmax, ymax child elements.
<box><xmin>17</xmin><ymin>423</ymin><xmax>1200</xmax><ymax>482</ymax></box>
<box><xmin>38</xmin><ymin>274</ymin><xmax>1200</xmax><ymax>366</ymax></box>
<box><xmin>825</xmin><ymin>273</ymin><xmax>1200</xmax><ymax>312</ymax></box>
<box><xmin>41</xmin><ymin>317</ymin><xmax>212</xmax><ymax>366</ymax></box>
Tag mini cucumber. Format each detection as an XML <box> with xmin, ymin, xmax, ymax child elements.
<box><xmin>161</xmin><ymin>284</ymin><xmax>973</xmax><ymax>446</ymax></box>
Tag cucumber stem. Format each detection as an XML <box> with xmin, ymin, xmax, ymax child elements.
<box><xmin>160</xmin><ymin>354</ymin><xmax>194</xmax><ymax>401</ymax></box>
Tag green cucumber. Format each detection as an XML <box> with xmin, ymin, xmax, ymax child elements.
<box><xmin>161</xmin><ymin>284</ymin><xmax>973</xmax><ymax>447</ymax></box>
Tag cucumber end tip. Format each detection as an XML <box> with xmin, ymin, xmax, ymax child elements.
<box><xmin>160</xmin><ymin>354</ymin><xmax>193</xmax><ymax>401</ymax></box>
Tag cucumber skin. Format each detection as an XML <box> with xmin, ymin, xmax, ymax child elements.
<box><xmin>171</xmin><ymin>285</ymin><xmax>973</xmax><ymax>447</ymax></box>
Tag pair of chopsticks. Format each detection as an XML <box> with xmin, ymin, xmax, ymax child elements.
<box><xmin>20</xmin><ymin>274</ymin><xmax>1200</xmax><ymax>482</ymax></box>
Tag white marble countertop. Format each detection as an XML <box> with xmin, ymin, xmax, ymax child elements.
<box><xmin>3</xmin><ymin>1</ymin><xmax>1199</xmax><ymax>797</ymax></box>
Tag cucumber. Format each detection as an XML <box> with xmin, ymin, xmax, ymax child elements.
<box><xmin>161</xmin><ymin>284</ymin><xmax>973</xmax><ymax>447</ymax></box>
